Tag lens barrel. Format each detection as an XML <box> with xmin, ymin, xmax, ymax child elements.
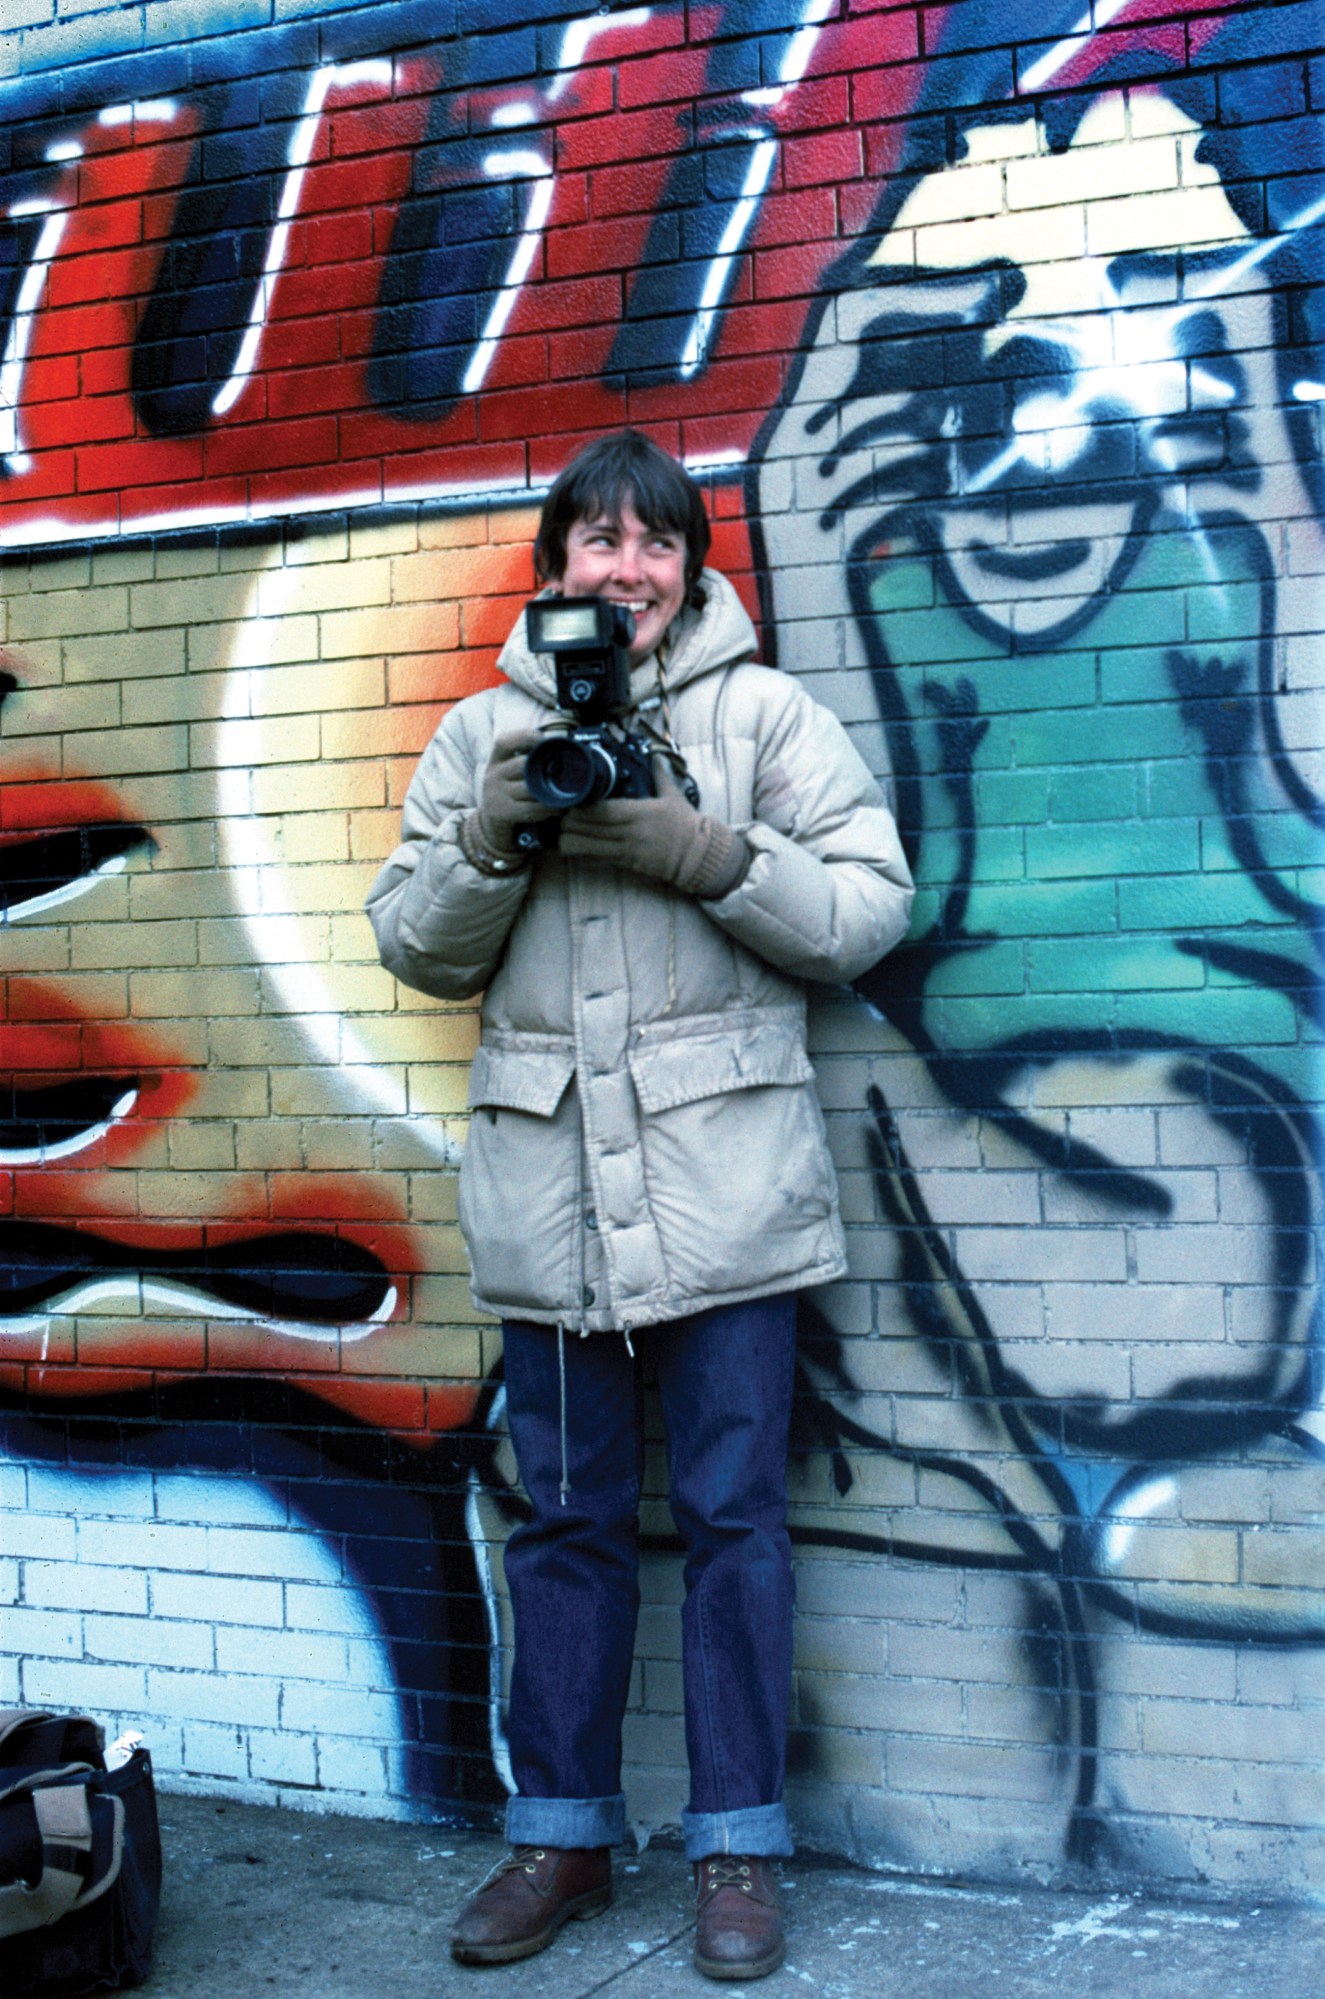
<box><xmin>525</xmin><ymin>734</ymin><xmax>618</xmax><ymax>810</ymax></box>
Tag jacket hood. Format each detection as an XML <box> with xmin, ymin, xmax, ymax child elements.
<box><xmin>495</xmin><ymin>567</ymin><xmax>759</xmax><ymax>711</ymax></box>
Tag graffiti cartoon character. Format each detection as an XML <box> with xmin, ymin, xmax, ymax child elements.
<box><xmin>756</xmin><ymin>42</ymin><xmax>1325</xmax><ymax>1875</ymax></box>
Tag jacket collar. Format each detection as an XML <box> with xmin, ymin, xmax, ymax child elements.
<box><xmin>495</xmin><ymin>568</ymin><xmax>758</xmax><ymax>712</ymax></box>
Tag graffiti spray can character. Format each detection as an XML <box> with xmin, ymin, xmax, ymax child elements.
<box><xmin>755</xmin><ymin>23</ymin><xmax>1325</xmax><ymax>1878</ymax></box>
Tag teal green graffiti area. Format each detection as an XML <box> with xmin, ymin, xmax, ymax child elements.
<box><xmin>870</xmin><ymin>515</ymin><xmax>1321</xmax><ymax>1085</ymax></box>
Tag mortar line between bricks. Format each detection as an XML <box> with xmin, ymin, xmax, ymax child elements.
<box><xmin>572</xmin><ymin>1920</ymin><xmax>697</xmax><ymax>1996</ymax></box>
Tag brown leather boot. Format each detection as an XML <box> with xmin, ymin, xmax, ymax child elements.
<box><xmin>450</xmin><ymin>1845</ymin><xmax>612</xmax><ymax>1965</ymax></box>
<box><xmin>693</xmin><ymin>1855</ymin><xmax>786</xmax><ymax>1981</ymax></box>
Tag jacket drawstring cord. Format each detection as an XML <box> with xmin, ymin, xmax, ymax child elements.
<box><xmin>557</xmin><ymin>1321</ymin><xmax>570</xmax><ymax>1507</ymax></box>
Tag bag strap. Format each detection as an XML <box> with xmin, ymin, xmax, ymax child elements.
<box><xmin>0</xmin><ymin>1713</ymin><xmax>59</xmax><ymax>1761</ymax></box>
<box><xmin>0</xmin><ymin>1764</ymin><xmax>98</xmax><ymax>1811</ymax></box>
<box><xmin>0</xmin><ymin>1784</ymin><xmax>124</xmax><ymax>1940</ymax></box>
<box><xmin>0</xmin><ymin>1711</ymin><xmax>48</xmax><ymax>1739</ymax></box>
<box><xmin>0</xmin><ymin>1712</ymin><xmax>103</xmax><ymax>1770</ymax></box>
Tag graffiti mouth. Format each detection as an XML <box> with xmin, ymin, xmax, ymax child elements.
<box><xmin>0</xmin><ymin>1222</ymin><xmax>395</xmax><ymax>1334</ymax></box>
<box><xmin>965</xmin><ymin>537</ymin><xmax>1092</xmax><ymax>581</ymax></box>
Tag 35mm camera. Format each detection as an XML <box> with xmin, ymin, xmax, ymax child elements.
<box><xmin>522</xmin><ymin>598</ymin><xmax>657</xmax><ymax>824</ymax></box>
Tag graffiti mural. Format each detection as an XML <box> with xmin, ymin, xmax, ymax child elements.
<box><xmin>0</xmin><ymin>0</ymin><xmax>1321</xmax><ymax>1889</ymax></box>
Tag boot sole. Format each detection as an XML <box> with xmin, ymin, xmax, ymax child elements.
<box><xmin>693</xmin><ymin>1937</ymin><xmax>787</xmax><ymax>1982</ymax></box>
<box><xmin>451</xmin><ymin>1885</ymin><xmax>612</xmax><ymax>1965</ymax></box>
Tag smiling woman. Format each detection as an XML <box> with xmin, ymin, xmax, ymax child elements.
<box><xmin>0</xmin><ymin>0</ymin><xmax>1322</xmax><ymax>1898</ymax></box>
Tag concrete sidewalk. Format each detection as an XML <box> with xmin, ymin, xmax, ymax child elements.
<box><xmin>149</xmin><ymin>1792</ymin><xmax>1323</xmax><ymax>1999</ymax></box>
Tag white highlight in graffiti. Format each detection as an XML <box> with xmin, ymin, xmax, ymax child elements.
<box><xmin>464</xmin><ymin>13</ymin><xmax>654</xmax><ymax>390</ymax></box>
<box><xmin>4</xmin><ymin>1274</ymin><xmax>398</xmax><ymax>1347</ymax></box>
<box><xmin>0</xmin><ymin>474</ymin><xmax>564</xmax><ymax>550</ymax></box>
<box><xmin>460</xmin><ymin>154</ymin><xmax>554</xmax><ymax>396</ymax></box>
<box><xmin>1293</xmin><ymin>380</ymin><xmax>1325</xmax><ymax>401</ymax></box>
<box><xmin>681</xmin><ymin>0</ymin><xmax>833</xmax><ymax>378</ymax></box>
<box><xmin>2</xmin><ymin>850</ymin><xmax>130</xmax><ymax>925</ymax></box>
<box><xmin>965</xmin><ymin>187</ymin><xmax>1325</xmax><ymax>504</ymax></box>
<box><xmin>211</xmin><ymin>61</ymin><xmax>394</xmax><ymax>419</ymax></box>
<box><xmin>0</xmin><ymin>1087</ymin><xmax>137</xmax><ymax>1167</ymax></box>
<box><xmin>683</xmin><ymin>446</ymin><xmax>745</xmax><ymax>470</ymax></box>
<box><xmin>744</xmin><ymin>0</ymin><xmax>836</xmax><ymax>108</ymax></box>
<box><xmin>1</xmin><ymin>201</ymin><xmax>68</xmax><ymax>474</ymax></box>
<box><xmin>680</xmin><ymin>138</ymin><xmax>777</xmax><ymax>380</ymax></box>
<box><xmin>97</xmin><ymin>100</ymin><xmax>179</xmax><ymax>127</ymax></box>
<box><xmin>1102</xmin><ymin>1475</ymin><xmax>1177</xmax><ymax>1567</ymax></box>
<box><xmin>1</xmin><ymin>100</ymin><xmax>186</xmax><ymax>474</ymax></box>
<box><xmin>465</xmin><ymin>1386</ymin><xmax>515</xmax><ymax>1796</ymax></box>
<box><xmin>217</xmin><ymin>565</ymin><xmax>462</xmax><ymax>1166</ymax></box>
<box><xmin>548</xmin><ymin>9</ymin><xmax>652</xmax><ymax>101</ymax></box>
<box><xmin>1017</xmin><ymin>0</ymin><xmax>1134</xmax><ymax>96</ymax></box>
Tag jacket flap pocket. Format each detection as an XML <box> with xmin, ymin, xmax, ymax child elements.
<box><xmin>468</xmin><ymin>1044</ymin><xmax>575</xmax><ymax>1117</ymax></box>
<box><xmin>628</xmin><ymin>1015</ymin><xmax>814</xmax><ymax>1114</ymax></box>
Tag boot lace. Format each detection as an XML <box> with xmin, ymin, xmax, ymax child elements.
<box><xmin>700</xmin><ymin>1856</ymin><xmax>755</xmax><ymax>1893</ymax></box>
<box><xmin>480</xmin><ymin>1846</ymin><xmax>548</xmax><ymax>1889</ymax></box>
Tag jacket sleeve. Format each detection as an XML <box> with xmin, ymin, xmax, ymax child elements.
<box><xmin>701</xmin><ymin>674</ymin><xmax>914</xmax><ymax>985</ymax></box>
<box><xmin>364</xmin><ymin>695</ymin><xmax>532</xmax><ymax>1000</ymax></box>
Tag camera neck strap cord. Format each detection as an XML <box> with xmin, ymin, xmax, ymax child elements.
<box><xmin>635</xmin><ymin>661</ymin><xmax>701</xmax><ymax>807</ymax></box>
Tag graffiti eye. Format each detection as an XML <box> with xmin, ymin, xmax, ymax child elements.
<box><xmin>0</xmin><ymin>1077</ymin><xmax>138</xmax><ymax>1164</ymax></box>
<box><xmin>0</xmin><ymin>822</ymin><xmax>152</xmax><ymax>922</ymax></box>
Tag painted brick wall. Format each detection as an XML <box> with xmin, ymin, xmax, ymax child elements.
<box><xmin>0</xmin><ymin>0</ymin><xmax>1322</xmax><ymax>1896</ymax></box>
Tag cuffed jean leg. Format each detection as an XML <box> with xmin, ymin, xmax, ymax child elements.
<box><xmin>506</xmin><ymin>1792</ymin><xmax>627</xmax><ymax>1850</ymax></box>
<box><xmin>500</xmin><ymin>1319</ymin><xmax>643</xmax><ymax>1847</ymax></box>
<box><xmin>654</xmin><ymin>1295</ymin><xmax>798</xmax><ymax>1861</ymax></box>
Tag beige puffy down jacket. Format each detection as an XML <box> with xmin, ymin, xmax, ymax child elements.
<box><xmin>366</xmin><ymin>569</ymin><xmax>914</xmax><ymax>1331</ymax></box>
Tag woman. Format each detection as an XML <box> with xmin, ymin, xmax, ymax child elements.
<box><xmin>367</xmin><ymin>430</ymin><xmax>912</xmax><ymax>1979</ymax></box>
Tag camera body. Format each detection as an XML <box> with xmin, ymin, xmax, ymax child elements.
<box><xmin>522</xmin><ymin>598</ymin><xmax>658</xmax><ymax>830</ymax></box>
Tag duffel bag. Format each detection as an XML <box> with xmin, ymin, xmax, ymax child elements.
<box><xmin>0</xmin><ymin>1709</ymin><xmax>162</xmax><ymax>1995</ymax></box>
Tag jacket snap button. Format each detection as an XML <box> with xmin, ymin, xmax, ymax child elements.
<box><xmin>583</xmin><ymin>1285</ymin><xmax>595</xmax><ymax>1307</ymax></box>
<box><xmin>585</xmin><ymin>1210</ymin><xmax>598</xmax><ymax>1231</ymax></box>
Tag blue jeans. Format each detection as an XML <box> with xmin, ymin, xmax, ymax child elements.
<box><xmin>501</xmin><ymin>1295</ymin><xmax>797</xmax><ymax>1861</ymax></box>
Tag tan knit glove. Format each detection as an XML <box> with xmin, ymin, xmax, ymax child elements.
<box><xmin>471</xmin><ymin>731</ymin><xmax>553</xmax><ymax>857</ymax></box>
<box><xmin>559</xmin><ymin>760</ymin><xmax>751</xmax><ymax>899</ymax></box>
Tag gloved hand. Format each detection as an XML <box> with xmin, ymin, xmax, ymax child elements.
<box><xmin>559</xmin><ymin>759</ymin><xmax>752</xmax><ymax>899</ymax></box>
<box><xmin>475</xmin><ymin>731</ymin><xmax>552</xmax><ymax>856</ymax></box>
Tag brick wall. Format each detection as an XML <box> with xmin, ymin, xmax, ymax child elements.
<box><xmin>0</xmin><ymin>0</ymin><xmax>1322</xmax><ymax>1895</ymax></box>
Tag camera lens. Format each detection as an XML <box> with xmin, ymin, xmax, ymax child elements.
<box><xmin>525</xmin><ymin>736</ymin><xmax>617</xmax><ymax>810</ymax></box>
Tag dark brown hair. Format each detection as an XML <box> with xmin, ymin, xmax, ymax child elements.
<box><xmin>533</xmin><ymin>430</ymin><xmax>711</xmax><ymax>592</ymax></box>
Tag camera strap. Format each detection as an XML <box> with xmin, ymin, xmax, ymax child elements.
<box><xmin>635</xmin><ymin>676</ymin><xmax>701</xmax><ymax>808</ymax></box>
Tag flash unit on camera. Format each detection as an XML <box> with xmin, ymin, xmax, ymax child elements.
<box><xmin>525</xmin><ymin>597</ymin><xmax>637</xmax><ymax>722</ymax></box>
<box><xmin>527</xmin><ymin>597</ymin><xmax>635</xmax><ymax>655</ymax></box>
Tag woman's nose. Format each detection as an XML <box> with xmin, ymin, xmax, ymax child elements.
<box><xmin>610</xmin><ymin>535</ymin><xmax>645</xmax><ymax>580</ymax></box>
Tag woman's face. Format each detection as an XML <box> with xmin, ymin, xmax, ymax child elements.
<box><xmin>557</xmin><ymin>502</ymin><xmax>689</xmax><ymax>663</ymax></box>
